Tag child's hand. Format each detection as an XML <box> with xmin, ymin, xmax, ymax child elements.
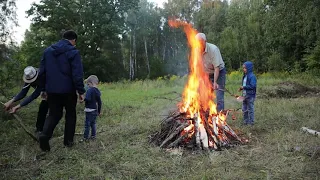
<box><xmin>238</xmin><ymin>86</ymin><xmax>243</xmax><ymax>92</ymax></box>
<box><xmin>79</xmin><ymin>94</ymin><xmax>84</xmax><ymax>103</ymax></box>
<box><xmin>41</xmin><ymin>92</ymin><xmax>47</xmax><ymax>100</ymax></box>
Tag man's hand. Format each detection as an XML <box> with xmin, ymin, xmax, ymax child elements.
<box><xmin>10</xmin><ymin>105</ymin><xmax>21</xmax><ymax>114</ymax></box>
<box><xmin>79</xmin><ymin>94</ymin><xmax>84</xmax><ymax>103</ymax></box>
<box><xmin>4</xmin><ymin>99</ymin><xmax>14</xmax><ymax>111</ymax></box>
<box><xmin>238</xmin><ymin>86</ymin><xmax>244</xmax><ymax>92</ymax></box>
<box><xmin>41</xmin><ymin>92</ymin><xmax>47</xmax><ymax>100</ymax></box>
<box><xmin>213</xmin><ymin>82</ymin><xmax>219</xmax><ymax>90</ymax></box>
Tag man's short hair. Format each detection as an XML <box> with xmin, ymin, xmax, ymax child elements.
<box><xmin>195</xmin><ymin>33</ymin><xmax>206</xmax><ymax>41</ymax></box>
<box><xmin>63</xmin><ymin>30</ymin><xmax>77</xmax><ymax>41</ymax></box>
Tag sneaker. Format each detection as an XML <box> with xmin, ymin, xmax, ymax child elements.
<box><xmin>34</xmin><ymin>130</ymin><xmax>41</xmax><ymax>142</ymax></box>
<box><xmin>39</xmin><ymin>134</ymin><xmax>50</xmax><ymax>152</ymax></box>
<box><xmin>79</xmin><ymin>138</ymin><xmax>89</xmax><ymax>143</ymax></box>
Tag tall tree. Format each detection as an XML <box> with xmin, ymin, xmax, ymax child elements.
<box><xmin>21</xmin><ymin>0</ymin><xmax>139</xmax><ymax>82</ymax></box>
<box><xmin>0</xmin><ymin>0</ymin><xmax>22</xmax><ymax>97</ymax></box>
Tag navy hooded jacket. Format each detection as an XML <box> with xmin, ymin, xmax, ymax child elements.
<box><xmin>85</xmin><ymin>87</ymin><xmax>102</xmax><ymax>114</ymax></box>
<box><xmin>242</xmin><ymin>61</ymin><xmax>257</xmax><ymax>98</ymax></box>
<box><xmin>39</xmin><ymin>39</ymin><xmax>85</xmax><ymax>94</ymax></box>
<box><xmin>13</xmin><ymin>72</ymin><xmax>44</xmax><ymax>107</ymax></box>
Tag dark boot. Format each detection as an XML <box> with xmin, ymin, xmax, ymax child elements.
<box><xmin>39</xmin><ymin>133</ymin><xmax>50</xmax><ymax>152</ymax></box>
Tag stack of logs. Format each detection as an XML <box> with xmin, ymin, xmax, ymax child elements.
<box><xmin>150</xmin><ymin>109</ymin><xmax>244</xmax><ymax>150</ymax></box>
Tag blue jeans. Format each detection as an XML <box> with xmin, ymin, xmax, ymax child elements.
<box><xmin>242</xmin><ymin>97</ymin><xmax>255</xmax><ymax>125</ymax></box>
<box><xmin>210</xmin><ymin>68</ymin><xmax>226</xmax><ymax>112</ymax></box>
<box><xmin>84</xmin><ymin>111</ymin><xmax>98</xmax><ymax>139</ymax></box>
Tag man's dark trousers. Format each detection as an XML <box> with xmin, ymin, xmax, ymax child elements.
<box><xmin>36</xmin><ymin>100</ymin><xmax>49</xmax><ymax>132</ymax></box>
<box><xmin>41</xmin><ymin>93</ymin><xmax>77</xmax><ymax>148</ymax></box>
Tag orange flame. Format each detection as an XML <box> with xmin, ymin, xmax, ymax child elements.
<box><xmin>168</xmin><ymin>19</ymin><xmax>217</xmax><ymax>117</ymax></box>
<box><xmin>168</xmin><ymin>19</ymin><xmax>234</xmax><ymax>148</ymax></box>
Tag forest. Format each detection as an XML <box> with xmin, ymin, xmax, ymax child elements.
<box><xmin>1</xmin><ymin>0</ymin><xmax>320</xmax><ymax>88</ymax></box>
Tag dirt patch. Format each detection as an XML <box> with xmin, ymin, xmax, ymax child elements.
<box><xmin>259</xmin><ymin>81</ymin><xmax>320</xmax><ymax>98</ymax></box>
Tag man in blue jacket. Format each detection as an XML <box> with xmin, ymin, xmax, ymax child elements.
<box><xmin>38</xmin><ymin>30</ymin><xmax>85</xmax><ymax>151</ymax></box>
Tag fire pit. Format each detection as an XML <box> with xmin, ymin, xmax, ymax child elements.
<box><xmin>150</xmin><ymin>20</ymin><xmax>245</xmax><ymax>151</ymax></box>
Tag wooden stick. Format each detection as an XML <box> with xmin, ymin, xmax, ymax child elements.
<box><xmin>167</xmin><ymin>133</ymin><xmax>188</xmax><ymax>148</ymax></box>
<box><xmin>301</xmin><ymin>127</ymin><xmax>319</xmax><ymax>137</ymax></box>
<box><xmin>162</xmin><ymin>112</ymin><xmax>184</xmax><ymax>124</ymax></box>
<box><xmin>0</xmin><ymin>101</ymin><xmax>38</xmax><ymax>142</ymax></box>
<box><xmin>153</xmin><ymin>96</ymin><xmax>180</xmax><ymax>102</ymax></box>
<box><xmin>12</xmin><ymin>113</ymin><xmax>38</xmax><ymax>142</ymax></box>
<box><xmin>160</xmin><ymin>123</ymin><xmax>188</xmax><ymax>148</ymax></box>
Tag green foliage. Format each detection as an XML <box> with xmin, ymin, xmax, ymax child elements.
<box><xmin>304</xmin><ymin>40</ymin><xmax>320</xmax><ymax>75</ymax></box>
<box><xmin>0</xmin><ymin>0</ymin><xmax>16</xmax><ymax>42</ymax></box>
<box><xmin>12</xmin><ymin>0</ymin><xmax>320</xmax><ymax>81</ymax></box>
<box><xmin>149</xmin><ymin>56</ymin><xmax>166</xmax><ymax>79</ymax></box>
<box><xmin>20</xmin><ymin>0</ymin><xmax>139</xmax><ymax>82</ymax></box>
<box><xmin>0</xmin><ymin>46</ymin><xmax>26</xmax><ymax>98</ymax></box>
<box><xmin>0</xmin><ymin>0</ymin><xmax>20</xmax><ymax>97</ymax></box>
<box><xmin>194</xmin><ymin>0</ymin><xmax>320</xmax><ymax>74</ymax></box>
<box><xmin>267</xmin><ymin>51</ymin><xmax>285</xmax><ymax>72</ymax></box>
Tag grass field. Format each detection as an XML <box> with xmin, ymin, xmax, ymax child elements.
<box><xmin>0</xmin><ymin>72</ymin><xmax>319</xmax><ymax>179</ymax></box>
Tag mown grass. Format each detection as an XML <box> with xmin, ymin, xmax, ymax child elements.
<box><xmin>0</xmin><ymin>73</ymin><xmax>319</xmax><ymax>179</ymax></box>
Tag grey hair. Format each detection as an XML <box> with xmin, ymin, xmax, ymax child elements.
<box><xmin>195</xmin><ymin>33</ymin><xmax>207</xmax><ymax>41</ymax></box>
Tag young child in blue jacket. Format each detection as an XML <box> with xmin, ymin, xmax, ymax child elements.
<box><xmin>83</xmin><ymin>75</ymin><xmax>102</xmax><ymax>140</ymax></box>
<box><xmin>239</xmin><ymin>61</ymin><xmax>257</xmax><ymax>125</ymax></box>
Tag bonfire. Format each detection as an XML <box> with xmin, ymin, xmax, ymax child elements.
<box><xmin>150</xmin><ymin>20</ymin><xmax>244</xmax><ymax>151</ymax></box>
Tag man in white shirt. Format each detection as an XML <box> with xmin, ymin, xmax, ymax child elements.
<box><xmin>196</xmin><ymin>33</ymin><xmax>226</xmax><ymax>112</ymax></box>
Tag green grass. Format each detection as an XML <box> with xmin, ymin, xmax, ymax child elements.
<box><xmin>0</xmin><ymin>73</ymin><xmax>319</xmax><ymax>179</ymax></box>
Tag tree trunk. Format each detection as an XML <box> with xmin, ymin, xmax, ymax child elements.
<box><xmin>121</xmin><ymin>38</ymin><xmax>126</xmax><ymax>69</ymax></box>
<box><xmin>144</xmin><ymin>37</ymin><xmax>150</xmax><ymax>77</ymax></box>
<box><xmin>133</xmin><ymin>28</ymin><xmax>137</xmax><ymax>77</ymax></box>
<box><xmin>129</xmin><ymin>34</ymin><xmax>134</xmax><ymax>80</ymax></box>
<box><xmin>163</xmin><ymin>41</ymin><xmax>166</xmax><ymax>62</ymax></box>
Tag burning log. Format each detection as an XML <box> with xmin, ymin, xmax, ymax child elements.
<box><xmin>150</xmin><ymin>109</ymin><xmax>243</xmax><ymax>150</ymax></box>
<box><xmin>167</xmin><ymin>133</ymin><xmax>189</xmax><ymax>149</ymax></box>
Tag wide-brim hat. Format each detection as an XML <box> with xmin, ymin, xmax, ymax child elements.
<box><xmin>23</xmin><ymin>66</ymin><xmax>39</xmax><ymax>83</ymax></box>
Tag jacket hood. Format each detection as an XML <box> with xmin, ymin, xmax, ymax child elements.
<box><xmin>244</xmin><ymin>61</ymin><xmax>254</xmax><ymax>74</ymax></box>
<box><xmin>51</xmin><ymin>39</ymin><xmax>76</xmax><ymax>56</ymax></box>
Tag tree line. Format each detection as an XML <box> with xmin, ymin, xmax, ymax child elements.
<box><xmin>1</xmin><ymin>0</ymin><xmax>320</xmax><ymax>88</ymax></box>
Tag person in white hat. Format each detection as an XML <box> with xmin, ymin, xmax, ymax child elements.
<box><xmin>4</xmin><ymin>66</ymin><xmax>49</xmax><ymax>135</ymax></box>
<box><xmin>195</xmin><ymin>32</ymin><xmax>226</xmax><ymax>112</ymax></box>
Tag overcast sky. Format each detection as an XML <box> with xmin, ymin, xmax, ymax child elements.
<box><xmin>14</xmin><ymin>0</ymin><xmax>167</xmax><ymax>43</ymax></box>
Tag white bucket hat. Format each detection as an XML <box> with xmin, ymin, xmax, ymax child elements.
<box><xmin>23</xmin><ymin>66</ymin><xmax>38</xmax><ymax>83</ymax></box>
